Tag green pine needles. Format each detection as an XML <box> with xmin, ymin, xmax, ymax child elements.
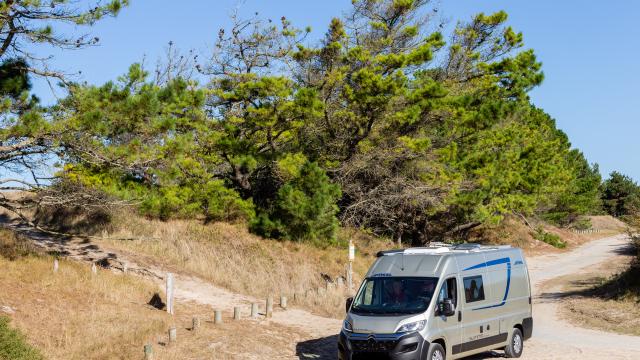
<box><xmin>0</xmin><ymin>1</ymin><xmax>610</xmax><ymax>244</ymax></box>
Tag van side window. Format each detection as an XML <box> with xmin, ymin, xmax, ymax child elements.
<box><xmin>438</xmin><ymin>277</ymin><xmax>458</xmax><ymax>307</ymax></box>
<box><xmin>463</xmin><ymin>275</ymin><xmax>485</xmax><ymax>303</ymax></box>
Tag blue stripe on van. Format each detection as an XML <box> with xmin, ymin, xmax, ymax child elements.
<box><xmin>462</xmin><ymin>257</ymin><xmax>512</xmax><ymax>311</ymax></box>
<box><xmin>473</xmin><ymin>261</ymin><xmax>511</xmax><ymax>310</ymax></box>
<box><xmin>462</xmin><ymin>257</ymin><xmax>510</xmax><ymax>271</ymax></box>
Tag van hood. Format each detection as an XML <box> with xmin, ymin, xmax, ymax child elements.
<box><xmin>348</xmin><ymin>313</ymin><xmax>424</xmax><ymax>334</ymax></box>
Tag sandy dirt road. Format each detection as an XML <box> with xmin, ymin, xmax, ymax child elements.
<box><xmin>517</xmin><ymin>234</ymin><xmax>640</xmax><ymax>360</ymax></box>
<box><xmin>2</xmin><ymin>214</ymin><xmax>639</xmax><ymax>359</ymax></box>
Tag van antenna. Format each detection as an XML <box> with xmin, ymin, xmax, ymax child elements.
<box><xmin>401</xmin><ymin>249</ymin><xmax>405</xmax><ymax>271</ymax></box>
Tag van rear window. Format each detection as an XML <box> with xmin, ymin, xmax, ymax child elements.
<box><xmin>463</xmin><ymin>275</ymin><xmax>485</xmax><ymax>303</ymax></box>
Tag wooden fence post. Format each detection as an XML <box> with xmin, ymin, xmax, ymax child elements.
<box><xmin>251</xmin><ymin>303</ymin><xmax>259</xmax><ymax>318</ymax></box>
<box><xmin>53</xmin><ymin>259</ymin><xmax>59</xmax><ymax>273</ymax></box>
<box><xmin>168</xmin><ymin>327</ymin><xmax>177</xmax><ymax>344</ymax></box>
<box><xmin>144</xmin><ymin>344</ymin><xmax>153</xmax><ymax>360</ymax></box>
<box><xmin>166</xmin><ymin>273</ymin><xmax>174</xmax><ymax>315</ymax></box>
<box><xmin>234</xmin><ymin>306</ymin><xmax>241</xmax><ymax>320</ymax></box>
<box><xmin>192</xmin><ymin>317</ymin><xmax>200</xmax><ymax>331</ymax></box>
<box><xmin>91</xmin><ymin>263</ymin><xmax>97</xmax><ymax>275</ymax></box>
<box><xmin>266</xmin><ymin>296</ymin><xmax>273</xmax><ymax>318</ymax></box>
<box><xmin>280</xmin><ymin>296</ymin><xmax>287</xmax><ymax>310</ymax></box>
<box><xmin>214</xmin><ymin>310</ymin><xmax>223</xmax><ymax>324</ymax></box>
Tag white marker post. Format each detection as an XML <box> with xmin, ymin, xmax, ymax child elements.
<box><xmin>166</xmin><ymin>273</ymin><xmax>174</xmax><ymax>315</ymax></box>
<box><xmin>347</xmin><ymin>240</ymin><xmax>355</xmax><ymax>292</ymax></box>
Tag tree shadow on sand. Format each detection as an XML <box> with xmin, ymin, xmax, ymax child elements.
<box><xmin>296</xmin><ymin>335</ymin><xmax>338</xmax><ymax>359</ymax></box>
<box><xmin>295</xmin><ymin>334</ymin><xmax>505</xmax><ymax>360</ymax></box>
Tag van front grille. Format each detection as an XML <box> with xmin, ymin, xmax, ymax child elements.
<box><xmin>350</xmin><ymin>338</ymin><xmax>398</xmax><ymax>353</ymax></box>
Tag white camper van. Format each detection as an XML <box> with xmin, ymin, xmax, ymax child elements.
<box><xmin>339</xmin><ymin>244</ymin><xmax>532</xmax><ymax>360</ymax></box>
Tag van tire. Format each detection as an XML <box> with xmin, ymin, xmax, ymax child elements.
<box><xmin>504</xmin><ymin>328</ymin><xmax>523</xmax><ymax>358</ymax></box>
<box><xmin>426</xmin><ymin>343</ymin><xmax>446</xmax><ymax>360</ymax></box>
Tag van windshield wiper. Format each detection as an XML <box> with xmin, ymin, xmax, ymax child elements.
<box><xmin>351</xmin><ymin>306</ymin><xmax>381</xmax><ymax>315</ymax></box>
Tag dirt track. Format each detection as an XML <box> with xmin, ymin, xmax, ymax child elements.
<box><xmin>2</xmin><ymin>214</ymin><xmax>639</xmax><ymax>359</ymax></box>
<box><xmin>521</xmin><ymin>234</ymin><xmax>640</xmax><ymax>359</ymax></box>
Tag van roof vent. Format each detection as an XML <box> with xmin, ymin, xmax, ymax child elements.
<box><xmin>404</xmin><ymin>247</ymin><xmax>451</xmax><ymax>255</ymax></box>
<box><xmin>453</xmin><ymin>243</ymin><xmax>482</xmax><ymax>251</ymax></box>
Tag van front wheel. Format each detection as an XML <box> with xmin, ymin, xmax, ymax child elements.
<box><xmin>426</xmin><ymin>343</ymin><xmax>446</xmax><ymax>360</ymax></box>
<box><xmin>504</xmin><ymin>328</ymin><xmax>523</xmax><ymax>358</ymax></box>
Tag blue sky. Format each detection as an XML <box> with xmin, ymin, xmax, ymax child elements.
<box><xmin>29</xmin><ymin>0</ymin><xmax>640</xmax><ymax>181</ymax></box>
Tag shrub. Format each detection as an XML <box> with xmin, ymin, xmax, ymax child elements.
<box><xmin>0</xmin><ymin>230</ymin><xmax>36</xmax><ymax>261</ymax></box>
<box><xmin>139</xmin><ymin>181</ymin><xmax>255</xmax><ymax>222</ymax></box>
<box><xmin>251</xmin><ymin>160</ymin><xmax>341</xmax><ymax>243</ymax></box>
<box><xmin>571</xmin><ymin>217</ymin><xmax>592</xmax><ymax>231</ymax></box>
<box><xmin>631</xmin><ymin>231</ymin><xmax>640</xmax><ymax>262</ymax></box>
<box><xmin>0</xmin><ymin>316</ymin><xmax>43</xmax><ymax>360</ymax></box>
<box><xmin>533</xmin><ymin>227</ymin><xmax>566</xmax><ymax>249</ymax></box>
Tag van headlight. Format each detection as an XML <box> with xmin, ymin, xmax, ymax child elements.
<box><xmin>397</xmin><ymin>320</ymin><xmax>426</xmax><ymax>333</ymax></box>
<box><xmin>343</xmin><ymin>320</ymin><xmax>353</xmax><ymax>333</ymax></box>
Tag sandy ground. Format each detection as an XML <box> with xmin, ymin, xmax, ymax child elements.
<box><xmin>2</xmin><ymin>214</ymin><xmax>640</xmax><ymax>359</ymax></box>
<box><xmin>520</xmin><ymin>234</ymin><xmax>640</xmax><ymax>360</ymax></box>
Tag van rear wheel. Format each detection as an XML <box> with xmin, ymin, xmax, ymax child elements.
<box><xmin>504</xmin><ymin>328</ymin><xmax>523</xmax><ymax>358</ymax></box>
<box><xmin>426</xmin><ymin>343</ymin><xmax>446</xmax><ymax>360</ymax></box>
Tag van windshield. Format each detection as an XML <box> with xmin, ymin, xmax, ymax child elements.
<box><xmin>351</xmin><ymin>277</ymin><xmax>438</xmax><ymax>315</ymax></box>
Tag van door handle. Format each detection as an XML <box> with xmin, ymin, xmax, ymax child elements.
<box><xmin>458</xmin><ymin>311</ymin><xmax>462</xmax><ymax>322</ymax></box>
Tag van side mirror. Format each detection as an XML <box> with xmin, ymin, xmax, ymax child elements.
<box><xmin>438</xmin><ymin>299</ymin><xmax>455</xmax><ymax>317</ymax></box>
<box><xmin>346</xmin><ymin>297</ymin><xmax>354</xmax><ymax>313</ymax></box>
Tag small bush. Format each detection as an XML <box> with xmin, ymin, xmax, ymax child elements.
<box><xmin>251</xmin><ymin>159</ymin><xmax>341</xmax><ymax>243</ymax></box>
<box><xmin>139</xmin><ymin>181</ymin><xmax>255</xmax><ymax>222</ymax></box>
<box><xmin>571</xmin><ymin>217</ymin><xmax>592</xmax><ymax>231</ymax></box>
<box><xmin>0</xmin><ymin>230</ymin><xmax>36</xmax><ymax>260</ymax></box>
<box><xmin>631</xmin><ymin>231</ymin><xmax>640</xmax><ymax>262</ymax></box>
<box><xmin>0</xmin><ymin>316</ymin><xmax>43</xmax><ymax>360</ymax></box>
<box><xmin>533</xmin><ymin>227</ymin><xmax>566</xmax><ymax>248</ymax></box>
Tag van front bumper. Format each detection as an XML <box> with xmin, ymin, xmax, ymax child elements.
<box><xmin>338</xmin><ymin>330</ymin><xmax>428</xmax><ymax>360</ymax></box>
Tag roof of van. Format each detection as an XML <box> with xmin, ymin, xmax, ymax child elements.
<box><xmin>366</xmin><ymin>244</ymin><xmax>522</xmax><ymax>278</ymax></box>
<box><xmin>375</xmin><ymin>243</ymin><xmax>513</xmax><ymax>257</ymax></box>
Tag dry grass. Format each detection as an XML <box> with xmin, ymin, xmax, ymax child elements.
<box><xmin>0</xmin><ymin>228</ymin><xmax>340</xmax><ymax>359</ymax></box>
<box><xmin>0</xmin><ymin>229</ymin><xmax>38</xmax><ymax>260</ymax></box>
<box><xmin>564</xmin><ymin>295</ymin><xmax>640</xmax><ymax>336</ymax></box>
<box><xmin>556</xmin><ymin>251</ymin><xmax>640</xmax><ymax>336</ymax></box>
<box><xmin>588</xmin><ymin>215</ymin><xmax>629</xmax><ymax>231</ymax></box>
<box><xmin>0</xmin><ymin>229</ymin><xmax>172</xmax><ymax>359</ymax></box>
<box><xmin>93</xmin><ymin>211</ymin><xmax>393</xmax><ymax>318</ymax></box>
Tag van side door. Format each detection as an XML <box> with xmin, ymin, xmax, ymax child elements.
<box><xmin>432</xmin><ymin>276</ymin><xmax>461</xmax><ymax>354</ymax></box>
<box><xmin>455</xmin><ymin>270</ymin><xmax>494</xmax><ymax>355</ymax></box>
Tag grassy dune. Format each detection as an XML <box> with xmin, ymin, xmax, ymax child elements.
<box><xmin>0</xmin><ymin>228</ymin><xmax>341</xmax><ymax>359</ymax></box>
<box><xmin>0</xmin><ymin>229</ymin><xmax>171</xmax><ymax>359</ymax></box>
<box><xmin>95</xmin><ymin>211</ymin><xmax>393</xmax><ymax>318</ymax></box>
